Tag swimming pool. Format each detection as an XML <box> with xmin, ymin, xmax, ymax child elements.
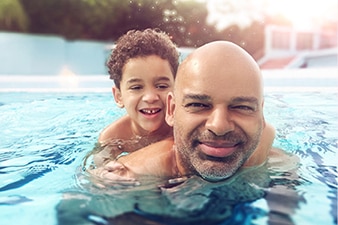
<box><xmin>0</xmin><ymin>69</ymin><xmax>337</xmax><ymax>225</ymax></box>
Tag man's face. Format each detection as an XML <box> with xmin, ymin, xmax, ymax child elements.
<box><xmin>166</xmin><ymin>48</ymin><xmax>265</xmax><ymax>181</ymax></box>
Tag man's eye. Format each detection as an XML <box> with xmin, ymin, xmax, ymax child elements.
<box><xmin>156</xmin><ymin>84</ymin><xmax>170</xmax><ymax>89</ymax></box>
<box><xmin>185</xmin><ymin>103</ymin><xmax>209</xmax><ymax>108</ymax></box>
<box><xmin>232</xmin><ymin>105</ymin><xmax>255</xmax><ymax>111</ymax></box>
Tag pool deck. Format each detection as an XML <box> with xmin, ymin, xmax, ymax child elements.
<box><xmin>0</xmin><ymin>68</ymin><xmax>337</xmax><ymax>93</ymax></box>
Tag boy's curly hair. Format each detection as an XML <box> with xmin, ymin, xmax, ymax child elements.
<box><xmin>107</xmin><ymin>28</ymin><xmax>179</xmax><ymax>89</ymax></box>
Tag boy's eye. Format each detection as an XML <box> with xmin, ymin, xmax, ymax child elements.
<box><xmin>129</xmin><ymin>85</ymin><xmax>142</xmax><ymax>90</ymax></box>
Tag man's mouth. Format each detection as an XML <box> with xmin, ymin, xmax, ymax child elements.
<box><xmin>140</xmin><ymin>108</ymin><xmax>161</xmax><ymax>115</ymax></box>
<box><xmin>199</xmin><ymin>141</ymin><xmax>239</xmax><ymax>158</ymax></box>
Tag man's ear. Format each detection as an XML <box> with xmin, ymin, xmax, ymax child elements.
<box><xmin>165</xmin><ymin>92</ymin><xmax>175</xmax><ymax>127</ymax></box>
<box><xmin>262</xmin><ymin>100</ymin><xmax>266</xmax><ymax>128</ymax></box>
<box><xmin>112</xmin><ymin>86</ymin><xmax>124</xmax><ymax>108</ymax></box>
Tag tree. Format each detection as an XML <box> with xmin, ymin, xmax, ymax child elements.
<box><xmin>19</xmin><ymin>0</ymin><xmax>124</xmax><ymax>39</ymax></box>
<box><xmin>16</xmin><ymin>0</ymin><xmax>266</xmax><ymax>51</ymax></box>
<box><xmin>164</xmin><ymin>0</ymin><xmax>217</xmax><ymax>47</ymax></box>
<box><xmin>205</xmin><ymin>0</ymin><xmax>266</xmax><ymax>55</ymax></box>
<box><xmin>0</xmin><ymin>0</ymin><xmax>29</xmax><ymax>32</ymax></box>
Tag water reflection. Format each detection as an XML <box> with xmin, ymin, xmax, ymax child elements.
<box><xmin>57</xmin><ymin>149</ymin><xmax>300</xmax><ymax>225</ymax></box>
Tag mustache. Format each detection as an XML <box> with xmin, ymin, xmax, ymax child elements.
<box><xmin>194</xmin><ymin>130</ymin><xmax>247</xmax><ymax>143</ymax></box>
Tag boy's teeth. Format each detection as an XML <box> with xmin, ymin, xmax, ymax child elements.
<box><xmin>142</xmin><ymin>109</ymin><xmax>159</xmax><ymax>114</ymax></box>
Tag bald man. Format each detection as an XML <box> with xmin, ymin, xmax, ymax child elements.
<box><xmin>91</xmin><ymin>41</ymin><xmax>276</xmax><ymax>182</ymax></box>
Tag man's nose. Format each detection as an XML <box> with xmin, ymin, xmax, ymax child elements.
<box><xmin>206</xmin><ymin>107</ymin><xmax>234</xmax><ymax>136</ymax></box>
<box><xmin>142</xmin><ymin>89</ymin><xmax>160</xmax><ymax>103</ymax></box>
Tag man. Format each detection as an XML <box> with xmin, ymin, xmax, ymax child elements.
<box><xmin>91</xmin><ymin>41</ymin><xmax>276</xmax><ymax>182</ymax></box>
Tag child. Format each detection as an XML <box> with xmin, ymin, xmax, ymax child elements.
<box><xmin>86</xmin><ymin>28</ymin><xmax>179</xmax><ymax>167</ymax></box>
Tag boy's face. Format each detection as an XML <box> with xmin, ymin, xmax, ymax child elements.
<box><xmin>113</xmin><ymin>55</ymin><xmax>174</xmax><ymax>135</ymax></box>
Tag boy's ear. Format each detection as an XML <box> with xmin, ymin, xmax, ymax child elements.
<box><xmin>112</xmin><ymin>86</ymin><xmax>124</xmax><ymax>108</ymax></box>
<box><xmin>165</xmin><ymin>92</ymin><xmax>175</xmax><ymax>127</ymax></box>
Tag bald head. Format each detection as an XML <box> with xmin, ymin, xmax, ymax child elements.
<box><xmin>165</xmin><ymin>41</ymin><xmax>266</xmax><ymax>181</ymax></box>
<box><xmin>175</xmin><ymin>41</ymin><xmax>263</xmax><ymax>99</ymax></box>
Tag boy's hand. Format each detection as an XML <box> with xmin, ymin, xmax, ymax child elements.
<box><xmin>88</xmin><ymin>161</ymin><xmax>139</xmax><ymax>188</ymax></box>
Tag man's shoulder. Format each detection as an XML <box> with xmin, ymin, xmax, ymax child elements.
<box><xmin>267</xmin><ymin>148</ymin><xmax>299</xmax><ymax>170</ymax></box>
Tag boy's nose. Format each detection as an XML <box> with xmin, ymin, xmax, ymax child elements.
<box><xmin>142</xmin><ymin>90</ymin><xmax>160</xmax><ymax>103</ymax></box>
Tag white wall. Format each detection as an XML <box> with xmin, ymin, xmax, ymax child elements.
<box><xmin>0</xmin><ymin>32</ymin><xmax>111</xmax><ymax>75</ymax></box>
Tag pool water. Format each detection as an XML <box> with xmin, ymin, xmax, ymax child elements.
<box><xmin>0</xmin><ymin>91</ymin><xmax>337</xmax><ymax>225</ymax></box>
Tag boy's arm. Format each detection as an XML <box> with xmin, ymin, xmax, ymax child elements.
<box><xmin>91</xmin><ymin>137</ymin><xmax>175</xmax><ymax>180</ymax></box>
<box><xmin>98</xmin><ymin>115</ymin><xmax>131</xmax><ymax>143</ymax></box>
<box><xmin>117</xmin><ymin>137</ymin><xmax>174</xmax><ymax>175</ymax></box>
<box><xmin>93</xmin><ymin>116</ymin><xmax>132</xmax><ymax>166</ymax></box>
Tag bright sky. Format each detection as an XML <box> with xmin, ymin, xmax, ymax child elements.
<box><xmin>205</xmin><ymin>0</ymin><xmax>338</xmax><ymax>30</ymax></box>
<box><xmin>266</xmin><ymin>0</ymin><xmax>338</xmax><ymax>29</ymax></box>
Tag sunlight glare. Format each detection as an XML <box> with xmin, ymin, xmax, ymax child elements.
<box><xmin>267</xmin><ymin>0</ymin><xmax>338</xmax><ymax>30</ymax></box>
<box><xmin>58</xmin><ymin>66</ymin><xmax>79</xmax><ymax>89</ymax></box>
<box><xmin>206</xmin><ymin>0</ymin><xmax>337</xmax><ymax>31</ymax></box>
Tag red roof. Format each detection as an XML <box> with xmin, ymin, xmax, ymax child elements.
<box><xmin>259</xmin><ymin>56</ymin><xmax>296</xmax><ymax>69</ymax></box>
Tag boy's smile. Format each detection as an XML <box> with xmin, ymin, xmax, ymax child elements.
<box><xmin>115</xmin><ymin>55</ymin><xmax>174</xmax><ymax>135</ymax></box>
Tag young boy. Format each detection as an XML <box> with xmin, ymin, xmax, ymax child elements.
<box><xmin>86</xmin><ymin>28</ymin><xmax>179</xmax><ymax>167</ymax></box>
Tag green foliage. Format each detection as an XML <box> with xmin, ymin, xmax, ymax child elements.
<box><xmin>19</xmin><ymin>0</ymin><xmax>126</xmax><ymax>39</ymax></box>
<box><xmin>12</xmin><ymin>0</ymin><xmax>264</xmax><ymax>53</ymax></box>
<box><xmin>17</xmin><ymin>0</ymin><xmax>218</xmax><ymax>46</ymax></box>
<box><xmin>0</xmin><ymin>0</ymin><xmax>29</xmax><ymax>32</ymax></box>
<box><xmin>219</xmin><ymin>21</ymin><xmax>265</xmax><ymax>56</ymax></box>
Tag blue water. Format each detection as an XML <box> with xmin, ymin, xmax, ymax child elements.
<box><xmin>0</xmin><ymin>91</ymin><xmax>337</xmax><ymax>225</ymax></box>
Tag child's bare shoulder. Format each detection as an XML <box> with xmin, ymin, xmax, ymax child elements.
<box><xmin>99</xmin><ymin>115</ymin><xmax>132</xmax><ymax>142</ymax></box>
